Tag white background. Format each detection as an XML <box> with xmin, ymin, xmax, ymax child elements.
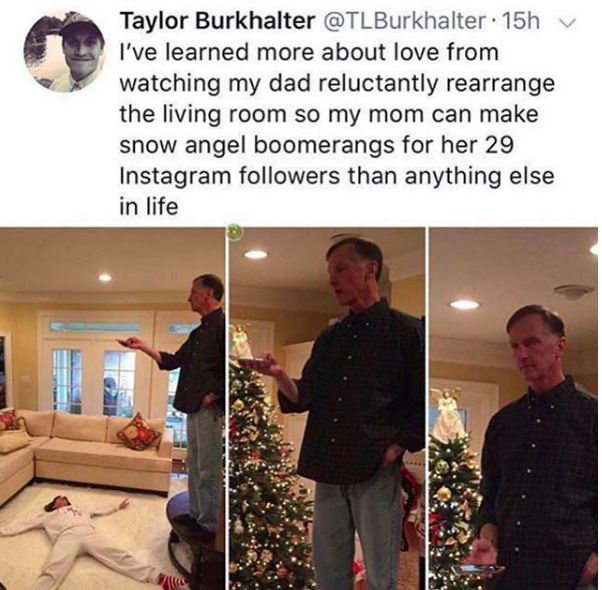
<box><xmin>1</xmin><ymin>0</ymin><xmax>600</xmax><ymax>227</ymax></box>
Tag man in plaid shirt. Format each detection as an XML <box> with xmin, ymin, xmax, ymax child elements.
<box><xmin>470</xmin><ymin>305</ymin><xmax>597</xmax><ymax>590</ymax></box>
<box><xmin>243</xmin><ymin>237</ymin><xmax>425</xmax><ymax>590</ymax></box>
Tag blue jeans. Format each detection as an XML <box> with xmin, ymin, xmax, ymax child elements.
<box><xmin>186</xmin><ymin>405</ymin><xmax>223</xmax><ymax>530</ymax></box>
<box><xmin>312</xmin><ymin>463</ymin><xmax>402</xmax><ymax>590</ymax></box>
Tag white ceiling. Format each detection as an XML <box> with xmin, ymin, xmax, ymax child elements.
<box><xmin>430</xmin><ymin>228</ymin><xmax>598</xmax><ymax>350</ymax></box>
<box><xmin>0</xmin><ymin>229</ymin><xmax>224</xmax><ymax>297</ymax></box>
<box><xmin>230</xmin><ymin>228</ymin><xmax>425</xmax><ymax>293</ymax></box>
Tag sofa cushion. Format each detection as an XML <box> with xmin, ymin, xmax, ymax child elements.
<box><xmin>34</xmin><ymin>438</ymin><xmax>171</xmax><ymax>473</ymax></box>
<box><xmin>0</xmin><ymin>430</ymin><xmax>31</xmax><ymax>454</ymax></box>
<box><xmin>17</xmin><ymin>410</ymin><xmax>56</xmax><ymax>437</ymax></box>
<box><xmin>0</xmin><ymin>446</ymin><xmax>34</xmax><ymax>485</ymax></box>
<box><xmin>116</xmin><ymin>413</ymin><xmax>161</xmax><ymax>451</ymax></box>
<box><xmin>53</xmin><ymin>412</ymin><xmax>107</xmax><ymax>442</ymax></box>
<box><xmin>107</xmin><ymin>416</ymin><xmax>164</xmax><ymax>448</ymax></box>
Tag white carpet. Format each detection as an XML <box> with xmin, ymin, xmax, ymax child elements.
<box><xmin>0</xmin><ymin>479</ymin><xmax>191</xmax><ymax>590</ymax></box>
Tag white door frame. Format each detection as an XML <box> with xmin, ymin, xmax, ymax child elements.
<box><xmin>0</xmin><ymin>332</ymin><xmax>13</xmax><ymax>408</ymax></box>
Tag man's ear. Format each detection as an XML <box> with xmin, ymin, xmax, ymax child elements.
<box><xmin>556</xmin><ymin>336</ymin><xmax>567</xmax><ymax>358</ymax></box>
<box><xmin>365</xmin><ymin>260</ymin><xmax>378</xmax><ymax>281</ymax></box>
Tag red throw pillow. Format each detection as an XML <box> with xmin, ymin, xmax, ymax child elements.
<box><xmin>117</xmin><ymin>412</ymin><xmax>161</xmax><ymax>451</ymax></box>
<box><xmin>0</xmin><ymin>409</ymin><xmax>20</xmax><ymax>432</ymax></box>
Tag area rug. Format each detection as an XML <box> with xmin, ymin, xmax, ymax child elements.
<box><xmin>0</xmin><ymin>479</ymin><xmax>191</xmax><ymax>590</ymax></box>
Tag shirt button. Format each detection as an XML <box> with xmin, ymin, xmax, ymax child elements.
<box><xmin>550</xmin><ymin>404</ymin><xmax>555</xmax><ymax>409</ymax></box>
<box><xmin>514</xmin><ymin>547</ymin><xmax>520</xmax><ymax>552</ymax></box>
<box><xmin>521</xmin><ymin>494</ymin><xmax>527</xmax><ymax>500</ymax></box>
<box><xmin>347</xmin><ymin>355</ymin><xmax>352</xmax><ymax>360</ymax></box>
<box><xmin>338</xmin><ymin>397</ymin><xmax>343</xmax><ymax>402</ymax></box>
<box><xmin>517</xmin><ymin>521</ymin><xmax>522</xmax><ymax>526</ymax></box>
<box><xmin>343</xmin><ymin>376</ymin><xmax>348</xmax><ymax>381</ymax></box>
<box><xmin>333</xmin><ymin>418</ymin><xmax>338</xmax><ymax>423</ymax></box>
<box><xmin>353</xmin><ymin>335</ymin><xmax>358</xmax><ymax>339</ymax></box>
<box><xmin>330</xmin><ymin>438</ymin><xmax>335</xmax><ymax>443</ymax></box>
<box><xmin>536</xmin><ymin>418</ymin><xmax>541</xmax><ymax>424</ymax></box>
<box><xmin>526</xmin><ymin>468</ymin><xmax>532</xmax><ymax>474</ymax></box>
<box><xmin>365</xmin><ymin>322</ymin><xmax>370</xmax><ymax>327</ymax></box>
<box><xmin>531</xmin><ymin>443</ymin><xmax>536</xmax><ymax>448</ymax></box>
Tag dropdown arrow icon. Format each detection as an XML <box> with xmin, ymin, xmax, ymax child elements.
<box><xmin>559</xmin><ymin>17</ymin><xmax>576</xmax><ymax>28</ymax></box>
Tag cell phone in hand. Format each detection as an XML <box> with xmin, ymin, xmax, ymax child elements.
<box><xmin>452</xmin><ymin>564</ymin><xmax>505</xmax><ymax>576</ymax></box>
<box><xmin>238</xmin><ymin>357</ymin><xmax>270</xmax><ymax>368</ymax></box>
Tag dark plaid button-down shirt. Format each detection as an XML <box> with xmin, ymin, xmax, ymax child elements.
<box><xmin>158</xmin><ymin>307</ymin><xmax>225</xmax><ymax>414</ymax></box>
<box><xmin>279</xmin><ymin>298</ymin><xmax>425</xmax><ymax>485</ymax></box>
<box><xmin>477</xmin><ymin>376</ymin><xmax>597</xmax><ymax>590</ymax></box>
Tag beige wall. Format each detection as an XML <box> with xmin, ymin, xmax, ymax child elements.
<box><xmin>575</xmin><ymin>373</ymin><xmax>598</xmax><ymax>395</ymax></box>
<box><xmin>391</xmin><ymin>275</ymin><xmax>425</xmax><ymax>317</ymax></box>
<box><xmin>5</xmin><ymin>301</ymin><xmax>190</xmax><ymax>410</ymax></box>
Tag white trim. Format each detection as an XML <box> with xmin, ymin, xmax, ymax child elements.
<box><xmin>0</xmin><ymin>291</ymin><xmax>187</xmax><ymax>304</ymax></box>
<box><xmin>37</xmin><ymin>310</ymin><xmax>155</xmax><ymax>416</ymax></box>
<box><xmin>231</xmin><ymin>285</ymin><xmax>339</xmax><ymax>314</ymax></box>
<box><xmin>387</xmin><ymin>249</ymin><xmax>426</xmax><ymax>282</ymax></box>
<box><xmin>430</xmin><ymin>337</ymin><xmax>512</xmax><ymax>368</ymax></box>
<box><xmin>0</xmin><ymin>333</ymin><xmax>13</xmax><ymax>408</ymax></box>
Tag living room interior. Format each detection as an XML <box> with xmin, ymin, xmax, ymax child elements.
<box><xmin>230</xmin><ymin>227</ymin><xmax>426</xmax><ymax>590</ymax></box>
<box><xmin>0</xmin><ymin>227</ymin><xmax>224</xmax><ymax>590</ymax></box>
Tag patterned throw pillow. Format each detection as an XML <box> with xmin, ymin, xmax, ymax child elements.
<box><xmin>117</xmin><ymin>412</ymin><xmax>161</xmax><ymax>451</ymax></box>
<box><xmin>0</xmin><ymin>409</ymin><xmax>20</xmax><ymax>432</ymax></box>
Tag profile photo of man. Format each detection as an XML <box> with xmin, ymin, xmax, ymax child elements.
<box><xmin>24</xmin><ymin>12</ymin><xmax>105</xmax><ymax>92</ymax></box>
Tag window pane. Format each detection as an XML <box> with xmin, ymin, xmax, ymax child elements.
<box><xmin>52</xmin><ymin>349</ymin><xmax>83</xmax><ymax>415</ymax></box>
<box><xmin>169</xmin><ymin>323</ymin><xmax>198</xmax><ymax>335</ymax></box>
<box><xmin>50</xmin><ymin>321</ymin><xmax>141</xmax><ymax>333</ymax></box>
<box><xmin>103</xmin><ymin>351</ymin><xmax>135</xmax><ymax>418</ymax></box>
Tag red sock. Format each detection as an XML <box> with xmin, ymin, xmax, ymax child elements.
<box><xmin>158</xmin><ymin>572</ymin><xmax>188</xmax><ymax>590</ymax></box>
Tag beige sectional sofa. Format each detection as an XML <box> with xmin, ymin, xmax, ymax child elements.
<box><xmin>0</xmin><ymin>410</ymin><xmax>173</xmax><ymax>507</ymax></box>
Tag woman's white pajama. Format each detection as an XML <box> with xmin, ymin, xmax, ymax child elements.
<box><xmin>0</xmin><ymin>503</ymin><xmax>161</xmax><ymax>590</ymax></box>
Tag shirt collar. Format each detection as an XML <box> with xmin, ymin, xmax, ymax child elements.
<box><xmin>342</xmin><ymin>297</ymin><xmax>389</xmax><ymax>326</ymax></box>
<box><xmin>526</xmin><ymin>375</ymin><xmax>574</xmax><ymax>409</ymax></box>
<box><xmin>200</xmin><ymin>307</ymin><xmax>224</xmax><ymax>326</ymax></box>
<box><xmin>69</xmin><ymin>67</ymin><xmax>101</xmax><ymax>91</ymax></box>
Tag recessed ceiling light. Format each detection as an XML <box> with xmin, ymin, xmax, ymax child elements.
<box><xmin>98</xmin><ymin>273</ymin><xmax>112</xmax><ymax>282</ymax></box>
<box><xmin>244</xmin><ymin>250</ymin><xmax>268</xmax><ymax>260</ymax></box>
<box><xmin>450</xmin><ymin>299</ymin><xmax>480</xmax><ymax>310</ymax></box>
<box><xmin>590</xmin><ymin>244</ymin><xmax>598</xmax><ymax>256</ymax></box>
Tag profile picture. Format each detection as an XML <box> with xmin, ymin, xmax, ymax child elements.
<box><xmin>24</xmin><ymin>11</ymin><xmax>105</xmax><ymax>92</ymax></box>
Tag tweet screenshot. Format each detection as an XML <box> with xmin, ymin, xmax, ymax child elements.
<box><xmin>0</xmin><ymin>2</ymin><xmax>598</xmax><ymax>590</ymax></box>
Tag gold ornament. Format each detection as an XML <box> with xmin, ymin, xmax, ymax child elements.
<box><xmin>233</xmin><ymin>399</ymin><xmax>244</xmax><ymax>411</ymax></box>
<box><xmin>437</xmin><ymin>486</ymin><xmax>452</xmax><ymax>502</ymax></box>
<box><xmin>226</xmin><ymin>223</ymin><xmax>244</xmax><ymax>242</ymax></box>
<box><xmin>229</xmin><ymin>562</ymin><xmax>238</xmax><ymax>573</ymax></box>
<box><xmin>435</xmin><ymin>460</ymin><xmax>450</xmax><ymax>474</ymax></box>
<box><xmin>457</xmin><ymin>532</ymin><xmax>469</xmax><ymax>544</ymax></box>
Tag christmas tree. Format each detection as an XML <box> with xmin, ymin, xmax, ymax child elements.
<box><xmin>229</xmin><ymin>361</ymin><xmax>315</xmax><ymax>590</ymax></box>
<box><xmin>429</xmin><ymin>389</ymin><xmax>482</xmax><ymax>590</ymax></box>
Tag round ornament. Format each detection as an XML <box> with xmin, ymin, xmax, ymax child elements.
<box><xmin>437</xmin><ymin>486</ymin><xmax>452</xmax><ymax>502</ymax></box>
<box><xmin>226</xmin><ymin>223</ymin><xmax>244</xmax><ymax>241</ymax></box>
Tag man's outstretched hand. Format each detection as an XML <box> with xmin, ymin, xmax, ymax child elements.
<box><xmin>119</xmin><ymin>498</ymin><xmax>131</xmax><ymax>510</ymax></box>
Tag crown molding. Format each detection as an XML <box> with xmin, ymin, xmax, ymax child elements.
<box><xmin>0</xmin><ymin>291</ymin><xmax>187</xmax><ymax>304</ymax></box>
<box><xmin>431</xmin><ymin>336</ymin><xmax>598</xmax><ymax>375</ymax></box>
<box><xmin>387</xmin><ymin>250</ymin><xmax>425</xmax><ymax>282</ymax></box>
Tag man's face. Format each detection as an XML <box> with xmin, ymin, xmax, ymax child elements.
<box><xmin>327</xmin><ymin>243</ymin><xmax>375</xmax><ymax>308</ymax></box>
<box><xmin>508</xmin><ymin>314</ymin><xmax>565</xmax><ymax>384</ymax></box>
<box><xmin>62</xmin><ymin>28</ymin><xmax>103</xmax><ymax>81</ymax></box>
<box><xmin>188</xmin><ymin>281</ymin><xmax>211</xmax><ymax>313</ymax></box>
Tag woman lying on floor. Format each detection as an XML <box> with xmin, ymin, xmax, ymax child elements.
<box><xmin>0</xmin><ymin>495</ymin><xmax>187</xmax><ymax>590</ymax></box>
